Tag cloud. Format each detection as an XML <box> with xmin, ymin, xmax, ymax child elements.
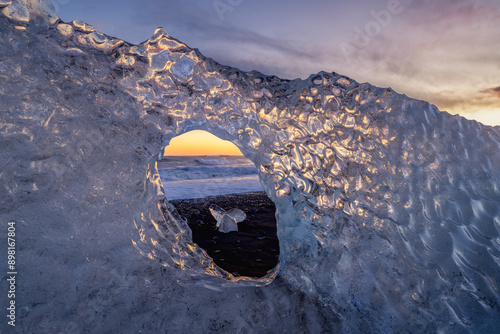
<box><xmin>481</xmin><ymin>86</ymin><xmax>500</xmax><ymax>97</ymax></box>
<box><xmin>57</xmin><ymin>0</ymin><xmax>500</xmax><ymax>125</ymax></box>
<box><xmin>421</xmin><ymin>84</ymin><xmax>500</xmax><ymax>126</ymax></box>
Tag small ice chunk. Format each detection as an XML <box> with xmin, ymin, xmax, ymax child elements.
<box><xmin>209</xmin><ymin>205</ymin><xmax>246</xmax><ymax>233</ymax></box>
<box><xmin>209</xmin><ymin>204</ymin><xmax>225</xmax><ymax>222</ymax></box>
<box><xmin>219</xmin><ymin>215</ymin><xmax>238</xmax><ymax>233</ymax></box>
<box><xmin>227</xmin><ymin>208</ymin><xmax>246</xmax><ymax>222</ymax></box>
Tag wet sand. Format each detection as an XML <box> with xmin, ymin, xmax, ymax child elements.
<box><xmin>170</xmin><ymin>191</ymin><xmax>279</xmax><ymax>278</ymax></box>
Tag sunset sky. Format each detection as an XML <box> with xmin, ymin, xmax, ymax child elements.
<box><xmin>163</xmin><ymin>130</ymin><xmax>244</xmax><ymax>156</ymax></box>
<box><xmin>56</xmin><ymin>0</ymin><xmax>500</xmax><ymax>154</ymax></box>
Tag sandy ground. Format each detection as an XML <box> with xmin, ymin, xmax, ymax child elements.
<box><xmin>170</xmin><ymin>191</ymin><xmax>279</xmax><ymax>278</ymax></box>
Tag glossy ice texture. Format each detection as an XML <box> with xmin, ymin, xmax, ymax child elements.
<box><xmin>1</xmin><ymin>1</ymin><xmax>500</xmax><ymax>332</ymax></box>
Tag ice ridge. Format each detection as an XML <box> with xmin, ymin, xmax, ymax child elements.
<box><xmin>1</xmin><ymin>1</ymin><xmax>500</xmax><ymax>332</ymax></box>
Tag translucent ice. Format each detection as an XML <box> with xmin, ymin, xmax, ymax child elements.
<box><xmin>226</xmin><ymin>208</ymin><xmax>246</xmax><ymax>222</ymax></box>
<box><xmin>1</xmin><ymin>1</ymin><xmax>500</xmax><ymax>332</ymax></box>
<box><xmin>209</xmin><ymin>204</ymin><xmax>246</xmax><ymax>232</ymax></box>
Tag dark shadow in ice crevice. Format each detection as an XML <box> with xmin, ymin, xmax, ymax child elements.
<box><xmin>158</xmin><ymin>130</ymin><xmax>280</xmax><ymax>278</ymax></box>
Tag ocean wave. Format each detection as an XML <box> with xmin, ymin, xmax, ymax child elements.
<box><xmin>159</xmin><ymin>156</ymin><xmax>255</xmax><ymax>168</ymax></box>
<box><xmin>194</xmin><ymin>158</ymin><xmax>233</xmax><ymax>165</ymax></box>
<box><xmin>162</xmin><ymin>175</ymin><xmax>264</xmax><ymax>200</ymax></box>
<box><xmin>158</xmin><ymin>166</ymin><xmax>259</xmax><ymax>181</ymax></box>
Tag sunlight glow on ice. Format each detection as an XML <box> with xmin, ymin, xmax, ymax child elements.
<box><xmin>1</xmin><ymin>1</ymin><xmax>500</xmax><ymax>332</ymax></box>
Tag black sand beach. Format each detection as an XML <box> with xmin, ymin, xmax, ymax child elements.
<box><xmin>170</xmin><ymin>191</ymin><xmax>279</xmax><ymax>278</ymax></box>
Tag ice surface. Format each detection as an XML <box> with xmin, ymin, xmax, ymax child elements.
<box><xmin>226</xmin><ymin>208</ymin><xmax>246</xmax><ymax>222</ymax></box>
<box><xmin>1</xmin><ymin>1</ymin><xmax>500</xmax><ymax>332</ymax></box>
<box><xmin>208</xmin><ymin>204</ymin><xmax>225</xmax><ymax>222</ymax></box>
<box><xmin>209</xmin><ymin>204</ymin><xmax>246</xmax><ymax>232</ymax></box>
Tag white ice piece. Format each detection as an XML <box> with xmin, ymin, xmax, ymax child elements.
<box><xmin>209</xmin><ymin>204</ymin><xmax>246</xmax><ymax>233</ymax></box>
<box><xmin>226</xmin><ymin>208</ymin><xmax>246</xmax><ymax>222</ymax></box>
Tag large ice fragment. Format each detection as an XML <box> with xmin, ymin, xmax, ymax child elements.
<box><xmin>1</xmin><ymin>1</ymin><xmax>500</xmax><ymax>332</ymax></box>
<box><xmin>209</xmin><ymin>204</ymin><xmax>246</xmax><ymax>232</ymax></box>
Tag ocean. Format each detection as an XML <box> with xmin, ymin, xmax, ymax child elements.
<box><xmin>157</xmin><ymin>156</ymin><xmax>264</xmax><ymax>200</ymax></box>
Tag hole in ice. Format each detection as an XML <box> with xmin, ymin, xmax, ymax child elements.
<box><xmin>158</xmin><ymin>130</ymin><xmax>279</xmax><ymax>278</ymax></box>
